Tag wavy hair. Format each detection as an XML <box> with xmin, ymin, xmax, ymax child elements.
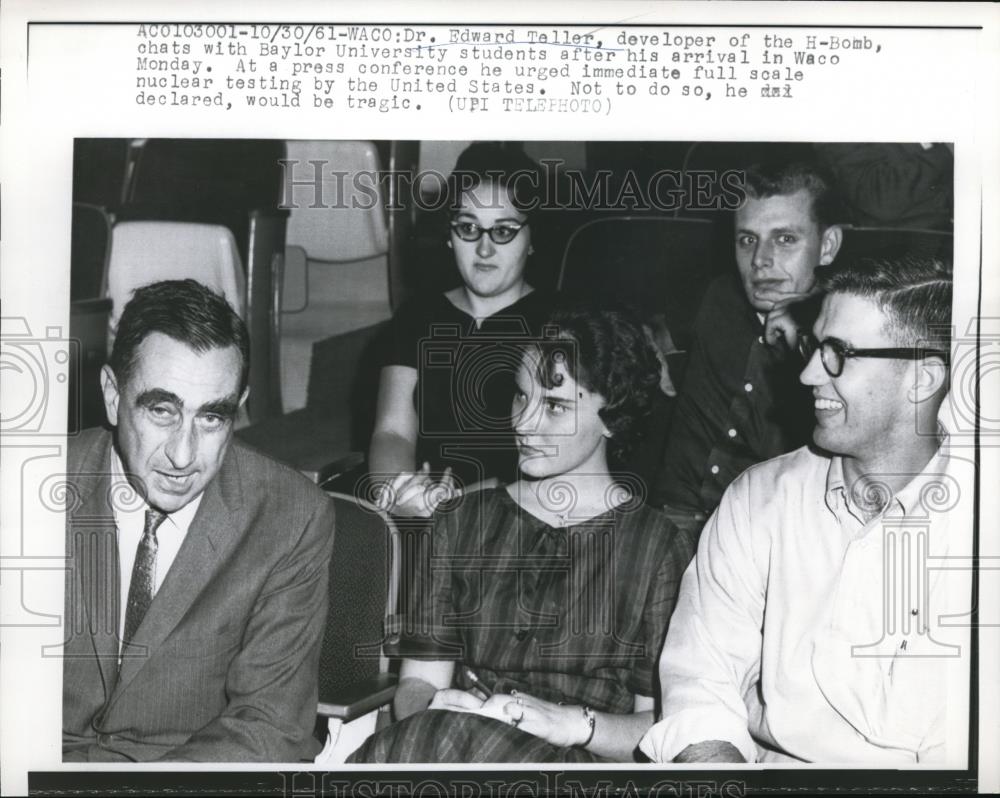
<box><xmin>526</xmin><ymin>303</ymin><xmax>662</xmax><ymax>465</ymax></box>
<box><xmin>110</xmin><ymin>279</ymin><xmax>249</xmax><ymax>393</ymax></box>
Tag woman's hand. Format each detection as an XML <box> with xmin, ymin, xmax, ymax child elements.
<box><xmin>427</xmin><ymin>688</ymin><xmax>485</xmax><ymax>712</ymax></box>
<box><xmin>476</xmin><ymin>691</ymin><xmax>593</xmax><ymax>748</ymax></box>
<box><xmin>379</xmin><ymin>466</ymin><xmax>432</xmax><ymax>517</ymax></box>
<box><xmin>429</xmin><ymin>688</ymin><xmax>590</xmax><ymax>748</ymax></box>
<box><xmin>377</xmin><ymin>464</ymin><xmax>458</xmax><ymax>517</ymax></box>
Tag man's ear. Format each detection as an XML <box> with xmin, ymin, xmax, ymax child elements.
<box><xmin>100</xmin><ymin>365</ymin><xmax>121</xmax><ymax>427</ymax></box>
<box><xmin>909</xmin><ymin>355</ymin><xmax>949</xmax><ymax>404</ymax></box>
<box><xmin>818</xmin><ymin>225</ymin><xmax>843</xmax><ymax>266</ymax></box>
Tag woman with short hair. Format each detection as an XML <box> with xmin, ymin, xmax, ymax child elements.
<box><xmin>350</xmin><ymin>305</ymin><xmax>697</xmax><ymax>763</ymax></box>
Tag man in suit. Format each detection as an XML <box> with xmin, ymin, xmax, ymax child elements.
<box><xmin>63</xmin><ymin>279</ymin><xmax>336</xmax><ymax>762</ymax></box>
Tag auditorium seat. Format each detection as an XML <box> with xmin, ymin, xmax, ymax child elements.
<box><xmin>116</xmin><ymin>139</ymin><xmax>290</xmax><ymax>421</ymax></box>
<box><xmin>70</xmin><ymin>203</ymin><xmax>112</xmax><ymax>302</ymax></box>
<box><xmin>313</xmin><ymin>492</ymin><xmax>400</xmax><ymax>764</ymax></box>
<box><xmin>72</xmin><ymin>139</ymin><xmax>130</xmax><ymax>210</ymax></box>
<box><xmin>122</xmin><ymin>138</ymin><xmax>287</xmax><ymax>267</ymax></box>
<box><xmin>236</xmin><ymin>320</ymin><xmax>390</xmax><ymax>484</ymax></box>
<box><xmin>279</xmin><ymin>140</ymin><xmax>393</xmax><ymax>413</ymax></box>
<box><xmin>105</xmin><ymin>220</ymin><xmax>246</xmax><ymax>350</ymax></box>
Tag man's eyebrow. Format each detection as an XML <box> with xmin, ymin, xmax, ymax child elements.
<box><xmin>736</xmin><ymin>224</ymin><xmax>807</xmax><ymax>235</ymax></box>
<box><xmin>543</xmin><ymin>395</ymin><xmax>576</xmax><ymax>406</ymax></box>
<box><xmin>200</xmin><ymin>396</ymin><xmax>240</xmax><ymax>418</ymax></box>
<box><xmin>135</xmin><ymin>389</ymin><xmax>182</xmax><ymax>408</ymax></box>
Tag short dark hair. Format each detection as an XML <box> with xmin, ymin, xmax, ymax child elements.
<box><xmin>526</xmin><ymin>303</ymin><xmax>661</xmax><ymax>465</ymax></box>
<box><xmin>742</xmin><ymin>160</ymin><xmax>843</xmax><ymax>229</ymax></box>
<box><xmin>445</xmin><ymin>142</ymin><xmax>543</xmax><ymax>219</ymax></box>
<box><xmin>815</xmin><ymin>255</ymin><xmax>953</xmax><ymax>352</ymax></box>
<box><xmin>109</xmin><ymin>279</ymin><xmax>250</xmax><ymax>393</ymax></box>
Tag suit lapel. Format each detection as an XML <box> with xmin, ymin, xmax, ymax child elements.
<box><xmin>112</xmin><ymin>445</ymin><xmax>245</xmax><ymax>697</ymax></box>
<box><xmin>68</xmin><ymin>432</ymin><xmax>122</xmax><ymax>701</ymax></box>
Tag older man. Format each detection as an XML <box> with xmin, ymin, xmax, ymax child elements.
<box><xmin>641</xmin><ymin>256</ymin><xmax>972</xmax><ymax>765</ymax></box>
<box><xmin>653</xmin><ymin>161</ymin><xmax>843</xmax><ymax>537</ymax></box>
<box><xmin>63</xmin><ymin>279</ymin><xmax>335</xmax><ymax>762</ymax></box>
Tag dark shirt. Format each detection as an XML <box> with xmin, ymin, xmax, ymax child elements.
<box><xmin>385</xmin><ymin>289</ymin><xmax>554</xmax><ymax>487</ymax></box>
<box><xmin>621</xmin><ymin>389</ymin><xmax>675</xmax><ymax>501</ymax></box>
<box><xmin>654</xmin><ymin>273</ymin><xmax>814</xmax><ymax>515</ymax></box>
<box><xmin>398</xmin><ymin>488</ymin><xmax>697</xmax><ymax>712</ymax></box>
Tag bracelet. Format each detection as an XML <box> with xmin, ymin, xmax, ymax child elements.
<box><xmin>578</xmin><ymin>705</ymin><xmax>596</xmax><ymax>748</ymax></box>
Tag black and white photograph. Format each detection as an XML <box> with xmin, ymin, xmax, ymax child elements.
<box><xmin>1</xmin><ymin>3</ymin><xmax>997</xmax><ymax>797</ymax></box>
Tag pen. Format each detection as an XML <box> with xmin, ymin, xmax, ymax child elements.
<box><xmin>463</xmin><ymin>667</ymin><xmax>493</xmax><ymax>699</ymax></box>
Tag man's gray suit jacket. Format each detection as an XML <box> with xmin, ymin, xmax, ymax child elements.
<box><xmin>62</xmin><ymin>427</ymin><xmax>336</xmax><ymax>762</ymax></box>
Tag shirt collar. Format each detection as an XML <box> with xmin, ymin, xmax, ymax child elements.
<box><xmin>823</xmin><ymin>423</ymin><xmax>950</xmax><ymax>520</ymax></box>
<box><xmin>824</xmin><ymin>455</ymin><xmax>848</xmax><ymax>515</ymax></box>
<box><xmin>892</xmin><ymin>426</ymin><xmax>950</xmax><ymax>517</ymax></box>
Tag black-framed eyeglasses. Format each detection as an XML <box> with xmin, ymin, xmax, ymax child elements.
<box><xmin>798</xmin><ymin>333</ymin><xmax>949</xmax><ymax>378</ymax></box>
<box><xmin>449</xmin><ymin>220</ymin><xmax>529</xmax><ymax>245</ymax></box>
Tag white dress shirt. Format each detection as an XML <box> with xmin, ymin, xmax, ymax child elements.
<box><xmin>640</xmin><ymin>434</ymin><xmax>973</xmax><ymax>765</ymax></box>
<box><xmin>111</xmin><ymin>450</ymin><xmax>203</xmax><ymax>652</ymax></box>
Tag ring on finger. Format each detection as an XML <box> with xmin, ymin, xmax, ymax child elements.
<box><xmin>507</xmin><ymin>699</ymin><xmax>525</xmax><ymax>727</ymax></box>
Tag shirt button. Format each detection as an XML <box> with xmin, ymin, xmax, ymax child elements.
<box><xmin>744</xmin><ymin>382</ymin><xmax>754</xmax><ymax>392</ymax></box>
<box><xmin>727</xmin><ymin>428</ymin><xmax>737</xmax><ymax>438</ymax></box>
<box><xmin>98</xmin><ymin>733</ymin><xmax>114</xmax><ymax>746</ymax></box>
<box><xmin>710</xmin><ymin>465</ymin><xmax>720</xmax><ymax>475</ymax></box>
<box><xmin>515</xmin><ymin>629</ymin><xmax>529</xmax><ymax>641</ymax></box>
<box><xmin>758</xmin><ymin>335</ymin><xmax>764</xmax><ymax>344</ymax></box>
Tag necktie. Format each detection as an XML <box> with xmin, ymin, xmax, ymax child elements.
<box><xmin>122</xmin><ymin>508</ymin><xmax>166</xmax><ymax>648</ymax></box>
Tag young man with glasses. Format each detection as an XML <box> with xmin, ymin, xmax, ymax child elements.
<box><xmin>641</xmin><ymin>256</ymin><xmax>973</xmax><ymax>765</ymax></box>
<box><xmin>652</xmin><ymin>161</ymin><xmax>843</xmax><ymax>538</ymax></box>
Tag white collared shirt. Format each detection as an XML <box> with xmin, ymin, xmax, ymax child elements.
<box><xmin>110</xmin><ymin>450</ymin><xmax>203</xmax><ymax>651</ymax></box>
<box><xmin>640</xmin><ymin>431</ymin><xmax>973</xmax><ymax>765</ymax></box>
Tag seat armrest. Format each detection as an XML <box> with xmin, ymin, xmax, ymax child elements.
<box><xmin>318</xmin><ymin>673</ymin><xmax>399</xmax><ymax>723</ymax></box>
